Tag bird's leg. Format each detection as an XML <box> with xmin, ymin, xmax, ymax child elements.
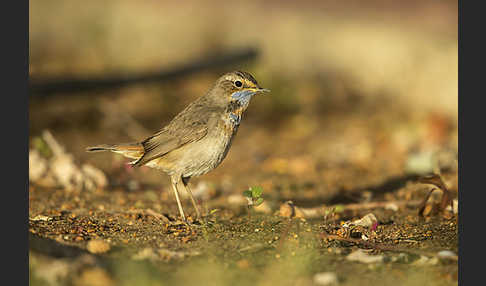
<box><xmin>170</xmin><ymin>176</ymin><xmax>186</xmax><ymax>222</ymax></box>
<box><xmin>181</xmin><ymin>177</ymin><xmax>202</xmax><ymax>220</ymax></box>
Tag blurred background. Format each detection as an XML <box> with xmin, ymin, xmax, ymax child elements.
<box><xmin>29</xmin><ymin>0</ymin><xmax>457</xmax><ymax>202</ymax></box>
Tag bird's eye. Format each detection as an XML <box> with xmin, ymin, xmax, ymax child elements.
<box><xmin>234</xmin><ymin>80</ymin><xmax>243</xmax><ymax>88</ymax></box>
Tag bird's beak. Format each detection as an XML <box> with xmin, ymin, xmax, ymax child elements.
<box><xmin>255</xmin><ymin>87</ymin><xmax>270</xmax><ymax>94</ymax></box>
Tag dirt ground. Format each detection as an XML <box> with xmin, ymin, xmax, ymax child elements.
<box><xmin>29</xmin><ymin>92</ymin><xmax>458</xmax><ymax>286</ymax></box>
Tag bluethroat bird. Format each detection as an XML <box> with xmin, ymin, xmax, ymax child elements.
<box><xmin>87</xmin><ymin>71</ymin><xmax>270</xmax><ymax>222</ymax></box>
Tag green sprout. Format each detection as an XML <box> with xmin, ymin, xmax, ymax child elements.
<box><xmin>243</xmin><ymin>186</ymin><xmax>264</xmax><ymax>221</ymax></box>
<box><xmin>32</xmin><ymin>136</ymin><xmax>51</xmax><ymax>158</ymax></box>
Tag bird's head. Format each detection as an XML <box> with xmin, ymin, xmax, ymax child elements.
<box><xmin>207</xmin><ymin>71</ymin><xmax>270</xmax><ymax>109</ymax></box>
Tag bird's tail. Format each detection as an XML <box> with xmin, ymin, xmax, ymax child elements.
<box><xmin>86</xmin><ymin>143</ymin><xmax>144</xmax><ymax>164</ymax></box>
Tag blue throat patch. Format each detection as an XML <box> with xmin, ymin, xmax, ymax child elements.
<box><xmin>231</xmin><ymin>90</ymin><xmax>256</xmax><ymax>107</ymax></box>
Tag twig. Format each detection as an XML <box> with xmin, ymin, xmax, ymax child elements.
<box><xmin>42</xmin><ymin>130</ymin><xmax>66</xmax><ymax>157</ymax></box>
<box><xmin>30</xmin><ymin>47</ymin><xmax>259</xmax><ymax>95</ymax></box>
<box><xmin>124</xmin><ymin>209</ymin><xmax>171</xmax><ymax>223</ymax></box>
<box><xmin>320</xmin><ymin>233</ymin><xmax>437</xmax><ymax>257</ymax></box>
<box><xmin>417</xmin><ymin>174</ymin><xmax>454</xmax><ymax>216</ymax></box>
<box><xmin>279</xmin><ymin>200</ymin><xmax>423</xmax><ymax>219</ymax></box>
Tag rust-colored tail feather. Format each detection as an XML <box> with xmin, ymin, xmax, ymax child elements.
<box><xmin>86</xmin><ymin>143</ymin><xmax>144</xmax><ymax>162</ymax></box>
<box><xmin>86</xmin><ymin>144</ymin><xmax>117</xmax><ymax>152</ymax></box>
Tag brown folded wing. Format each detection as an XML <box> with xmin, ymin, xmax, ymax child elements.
<box><xmin>133</xmin><ymin>124</ymin><xmax>208</xmax><ymax>166</ymax></box>
<box><xmin>132</xmin><ymin>99</ymin><xmax>216</xmax><ymax>166</ymax></box>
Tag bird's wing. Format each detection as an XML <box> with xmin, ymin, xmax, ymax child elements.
<box><xmin>133</xmin><ymin>122</ymin><xmax>208</xmax><ymax>167</ymax></box>
<box><xmin>132</xmin><ymin>101</ymin><xmax>216</xmax><ymax>167</ymax></box>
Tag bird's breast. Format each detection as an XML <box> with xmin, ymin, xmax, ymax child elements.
<box><xmin>222</xmin><ymin>104</ymin><xmax>245</xmax><ymax>133</ymax></box>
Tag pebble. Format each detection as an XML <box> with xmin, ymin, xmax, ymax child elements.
<box><xmin>132</xmin><ymin>248</ymin><xmax>158</xmax><ymax>261</ymax></box>
<box><xmin>278</xmin><ymin>201</ymin><xmax>305</xmax><ymax>218</ymax></box>
<box><xmin>158</xmin><ymin>248</ymin><xmax>194</xmax><ymax>260</ymax></box>
<box><xmin>236</xmin><ymin>259</ymin><xmax>250</xmax><ymax>269</ymax></box>
<box><xmin>30</xmin><ymin>215</ymin><xmax>52</xmax><ymax>222</ymax></box>
<box><xmin>351</xmin><ymin>213</ymin><xmax>378</xmax><ymax>228</ymax></box>
<box><xmin>33</xmin><ymin>259</ymin><xmax>71</xmax><ymax>286</ymax></box>
<box><xmin>393</xmin><ymin>253</ymin><xmax>410</xmax><ymax>263</ymax></box>
<box><xmin>81</xmin><ymin>164</ymin><xmax>108</xmax><ymax>188</ymax></box>
<box><xmin>74</xmin><ymin>267</ymin><xmax>114</xmax><ymax>286</ymax></box>
<box><xmin>86</xmin><ymin>239</ymin><xmax>111</xmax><ymax>254</ymax></box>
<box><xmin>346</xmin><ymin>249</ymin><xmax>384</xmax><ymax>264</ymax></box>
<box><xmin>385</xmin><ymin>203</ymin><xmax>399</xmax><ymax>211</ymax></box>
<box><xmin>29</xmin><ymin>150</ymin><xmax>47</xmax><ymax>181</ymax></box>
<box><xmin>313</xmin><ymin>272</ymin><xmax>339</xmax><ymax>286</ymax></box>
<box><xmin>412</xmin><ymin>255</ymin><xmax>439</xmax><ymax>266</ymax></box>
<box><xmin>405</xmin><ymin>150</ymin><xmax>435</xmax><ymax>174</ymax></box>
<box><xmin>437</xmin><ymin>250</ymin><xmax>457</xmax><ymax>261</ymax></box>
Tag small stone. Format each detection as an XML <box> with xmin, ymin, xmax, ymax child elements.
<box><xmin>279</xmin><ymin>201</ymin><xmax>294</xmax><ymax>218</ymax></box>
<box><xmin>278</xmin><ymin>201</ymin><xmax>305</xmax><ymax>218</ymax></box>
<box><xmin>412</xmin><ymin>255</ymin><xmax>439</xmax><ymax>266</ymax></box>
<box><xmin>352</xmin><ymin>213</ymin><xmax>378</xmax><ymax>228</ymax></box>
<box><xmin>81</xmin><ymin>164</ymin><xmax>108</xmax><ymax>189</ymax></box>
<box><xmin>29</xmin><ymin>149</ymin><xmax>47</xmax><ymax>181</ymax></box>
<box><xmin>236</xmin><ymin>259</ymin><xmax>250</xmax><ymax>269</ymax></box>
<box><xmin>30</xmin><ymin>215</ymin><xmax>52</xmax><ymax>222</ymax></box>
<box><xmin>346</xmin><ymin>249</ymin><xmax>383</xmax><ymax>264</ymax></box>
<box><xmin>405</xmin><ymin>150</ymin><xmax>435</xmax><ymax>174</ymax></box>
<box><xmin>313</xmin><ymin>272</ymin><xmax>339</xmax><ymax>286</ymax></box>
<box><xmin>385</xmin><ymin>203</ymin><xmax>399</xmax><ymax>211</ymax></box>
<box><xmin>132</xmin><ymin>248</ymin><xmax>158</xmax><ymax>261</ymax></box>
<box><xmin>127</xmin><ymin>180</ymin><xmax>140</xmax><ymax>191</ymax></box>
<box><xmin>437</xmin><ymin>250</ymin><xmax>457</xmax><ymax>261</ymax></box>
<box><xmin>327</xmin><ymin>247</ymin><xmax>342</xmax><ymax>255</ymax></box>
<box><xmin>51</xmin><ymin>154</ymin><xmax>83</xmax><ymax>190</ymax></box>
<box><xmin>394</xmin><ymin>253</ymin><xmax>410</xmax><ymax>263</ymax></box>
<box><xmin>74</xmin><ymin>267</ymin><xmax>114</xmax><ymax>286</ymax></box>
<box><xmin>158</xmin><ymin>248</ymin><xmax>188</xmax><ymax>260</ymax></box>
<box><xmin>33</xmin><ymin>258</ymin><xmax>70</xmax><ymax>285</ymax></box>
<box><xmin>86</xmin><ymin>239</ymin><xmax>110</xmax><ymax>254</ymax></box>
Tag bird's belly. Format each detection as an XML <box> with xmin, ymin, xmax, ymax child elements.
<box><xmin>152</xmin><ymin>123</ymin><xmax>237</xmax><ymax>178</ymax></box>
